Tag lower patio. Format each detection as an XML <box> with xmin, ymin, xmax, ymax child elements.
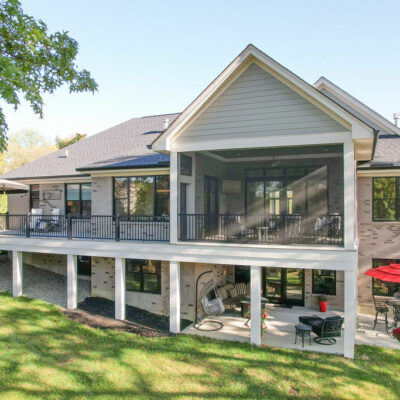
<box><xmin>182</xmin><ymin>306</ymin><xmax>400</xmax><ymax>354</ymax></box>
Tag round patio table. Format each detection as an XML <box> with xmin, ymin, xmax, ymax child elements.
<box><xmin>295</xmin><ymin>323</ymin><xmax>312</xmax><ymax>348</ymax></box>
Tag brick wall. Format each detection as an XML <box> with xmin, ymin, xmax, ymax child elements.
<box><xmin>91</xmin><ymin>177</ymin><xmax>112</xmax><ymax>215</ymax></box>
<box><xmin>357</xmin><ymin>176</ymin><xmax>400</xmax><ymax>314</ymax></box>
<box><xmin>304</xmin><ymin>269</ymin><xmax>344</xmax><ymax>311</ymax></box>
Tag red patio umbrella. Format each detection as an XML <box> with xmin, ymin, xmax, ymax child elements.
<box><xmin>365</xmin><ymin>263</ymin><xmax>400</xmax><ymax>283</ymax></box>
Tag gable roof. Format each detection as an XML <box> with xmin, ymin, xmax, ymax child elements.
<box><xmin>314</xmin><ymin>76</ymin><xmax>400</xmax><ymax>137</ymax></box>
<box><xmin>151</xmin><ymin>44</ymin><xmax>374</xmax><ymax>152</ymax></box>
<box><xmin>1</xmin><ymin>113</ymin><xmax>180</xmax><ymax>180</ymax></box>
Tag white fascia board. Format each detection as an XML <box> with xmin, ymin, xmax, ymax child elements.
<box><xmin>15</xmin><ymin>176</ymin><xmax>91</xmax><ymax>185</ymax></box>
<box><xmin>153</xmin><ymin>45</ymin><xmax>373</xmax><ymax>152</ymax></box>
<box><xmin>357</xmin><ymin>169</ymin><xmax>400</xmax><ymax>177</ymax></box>
<box><xmin>84</xmin><ymin>167</ymin><xmax>170</xmax><ymax>177</ymax></box>
<box><xmin>0</xmin><ymin>236</ymin><xmax>357</xmax><ymax>271</ymax></box>
<box><xmin>172</xmin><ymin>132</ymin><xmax>352</xmax><ymax>153</ymax></box>
<box><xmin>314</xmin><ymin>77</ymin><xmax>400</xmax><ymax>136</ymax></box>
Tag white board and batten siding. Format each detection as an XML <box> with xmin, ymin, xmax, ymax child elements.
<box><xmin>173</xmin><ymin>63</ymin><xmax>349</xmax><ymax>150</ymax></box>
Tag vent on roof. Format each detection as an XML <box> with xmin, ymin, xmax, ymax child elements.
<box><xmin>394</xmin><ymin>113</ymin><xmax>400</xmax><ymax>127</ymax></box>
<box><xmin>162</xmin><ymin>118</ymin><xmax>169</xmax><ymax>130</ymax></box>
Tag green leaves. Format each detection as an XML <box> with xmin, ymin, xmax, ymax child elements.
<box><xmin>0</xmin><ymin>0</ymin><xmax>98</xmax><ymax>152</ymax></box>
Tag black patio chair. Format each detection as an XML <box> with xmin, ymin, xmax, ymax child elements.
<box><xmin>299</xmin><ymin>315</ymin><xmax>344</xmax><ymax>345</ymax></box>
<box><xmin>372</xmin><ymin>296</ymin><xmax>389</xmax><ymax>331</ymax></box>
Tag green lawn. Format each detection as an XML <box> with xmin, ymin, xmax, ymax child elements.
<box><xmin>0</xmin><ymin>292</ymin><xmax>399</xmax><ymax>400</ymax></box>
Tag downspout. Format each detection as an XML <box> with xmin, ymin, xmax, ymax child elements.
<box><xmin>371</xmin><ymin>129</ymin><xmax>380</xmax><ymax>161</ymax></box>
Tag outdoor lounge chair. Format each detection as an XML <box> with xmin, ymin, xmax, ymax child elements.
<box><xmin>299</xmin><ymin>315</ymin><xmax>344</xmax><ymax>345</ymax></box>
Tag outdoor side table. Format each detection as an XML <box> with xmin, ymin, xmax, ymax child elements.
<box><xmin>295</xmin><ymin>324</ymin><xmax>312</xmax><ymax>348</ymax></box>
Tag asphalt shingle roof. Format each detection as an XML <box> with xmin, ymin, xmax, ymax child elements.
<box><xmin>1</xmin><ymin>113</ymin><xmax>180</xmax><ymax>180</ymax></box>
<box><xmin>359</xmin><ymin>135</ymin><xmax>400</xmax><ymax>169</ymax></box>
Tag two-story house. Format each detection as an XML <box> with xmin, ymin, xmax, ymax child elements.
<box><xmin>1</xmin><ymin>44</ymin><xmax>398</xmax><ymax>358</ymax></box>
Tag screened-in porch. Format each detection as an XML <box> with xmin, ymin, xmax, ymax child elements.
<box><xmin>178</xmin><ymin>144</ymin><xmax>344</xmax><ymax>246</ymax></box>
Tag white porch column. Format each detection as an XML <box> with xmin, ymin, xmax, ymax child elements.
<box><xmin>169</xmin><ymin>261</ymin><xmax>181</xmax><ymax>333</ymax></box>
<box><xmin>12</xmin><ymin>251</ymin><xmax>23</xmax><ymax>297</ymax></box>
<box><xmin>67</xmin><ymin>254</ymin><xmax>78</xmax><ymax>309</ymax></box>
<box><xmin>170</xmin><ymin>151</ymin><xmax>178</xmax><ymax>243</ymax></box>
<box><xmin>115</xmin><ymin>257</ymin><xmax>126</xmax><ymax>320</ymax></box>
<box><xmin>250</xmin><ymin>265</ymin><xmax>262</xmax><ymax>346</ymax></box>
<box><xmin>344</xmin><ymin>268</ymin><xmax>357</xmax><ymax>358</ymax></box>
<box><xmin>343</xmin><ymin>141</ymin><xmax>356</xmax><ymax>249</ymax></box>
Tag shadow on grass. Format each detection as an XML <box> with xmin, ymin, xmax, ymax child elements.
<box><xmin>0</xmin><ymin>292</ymin><xmax>399</xmax><ymax>400</ymax></box>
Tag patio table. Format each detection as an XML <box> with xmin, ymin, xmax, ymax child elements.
<box><xmin>386</xmin><ymin>299</ymin><xmax>400</xmax><ymax>331</ymax></box>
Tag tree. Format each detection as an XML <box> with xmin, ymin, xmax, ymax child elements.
<box><xmin>56</xmin><ymin>133</ymin><xmax>86</xmax><ymax>149</ymax></box>
<box><xmin>0</xmin><ymin>128</ymin><xmax>56</xmax><ymax>212</ymax></box>
<box><xmin>0</xmin><ymin>0</ymin><xmax>98</xmax><ymax>151</ymax></box>
<box><xmin>0</xmin><ymin>129</ymin><xmax>55</xmax><ymax>174</ymax></box>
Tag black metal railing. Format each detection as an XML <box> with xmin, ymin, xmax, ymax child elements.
<box><xmin>178</xmin><ymin>213</ymin><xmax>343</xmax><ymax>246</ymax></box>
<box><xmin>0</xmin><ymin>214</ymin><xmax>170</xmax><ymax>242</ymax></box>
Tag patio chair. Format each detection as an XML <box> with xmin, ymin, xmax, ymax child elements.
<box><xmin>299</xmin><ymin>315</ymin><xmax>344</xmax><ymax>345</ymax></box>
<box><xmin>372</xmin><ymin>295</ymin><xmax>389</xmax><ymax>331</ymax></box>
<box><xmin>49</xmin><ymin>208</ymin><xmax>61</xmax><ymax>231</ymax></box>
<box><xmin>30</xmin><ymin>208</ymin><xmax>43</xmax><ymax>230</ymax></box>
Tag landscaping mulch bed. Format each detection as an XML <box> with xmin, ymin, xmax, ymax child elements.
<box><xmin>63</xmin><ymin>297</ymin><xmax>191</xmax><ymax>337</ymax></box>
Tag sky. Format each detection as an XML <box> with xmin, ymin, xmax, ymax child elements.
<box><xmin>3</xmin><ymin>0</ymin><xmax>400</xmax><ymax>142</ymax></box>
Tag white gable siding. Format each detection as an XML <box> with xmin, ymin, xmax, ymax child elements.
<box><xmin>175</xmin><ymin>64</ymin><xmax>348</xmax><ymax>145</ymax></box>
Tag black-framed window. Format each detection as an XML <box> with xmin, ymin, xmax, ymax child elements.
<box><xmin>245</xmin><ymin>166</ymin><xmax>328</xmax><ymax>216</ymax></box>
<box><xmin>113</xmin><ymin>176</ymin><xmax>169</xmax><ymax>216</ymax></box>
<box><xmin>180</xmin><ymin>154</ymin><xmax>192</xmax><ymax>176</ymax></box>
<box><xmin>312</xmin><ymin>270</ymin><xmax>336</xmax><ymax>295</ymax></box>
<box><xmin>126</xmin><ymin>259</ymin><xmax>161</xmax><ymax>294</ymax></box>
<box><xmin>373</xmin><ymin>177</ymin><xmax>400</xmax><ymax>221</ymax></box>
<box><xmin>372</xmin><ymin>259</ymin><xmax>400</xmax><ymax>296</ymax></box>
<box><xmin>66</xmin><ymin>183</ymin><xmax>91</xmax><ymax>216</ymax></box>
<box><xmin>29</xmin><ymin>184</ymin><xmax>40</xmax><ymax>210</ymax></box>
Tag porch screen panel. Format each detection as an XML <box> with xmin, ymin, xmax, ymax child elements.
<box><xmin>66</xmin><ymin>184</ymin><xmax>80</xmax><ymax>215</ymax></box>
<box><xmin>114</xmin><ymin>178</ymin><xmax>128</xmax><ymax>215</ymax></box>
<box><xmin>81</xmin><ymin>183</ymin><xmax>92</xmax><ymax>216</ymax></box>
<box><xmin>129</xmin><ymin>177</ymin><xmax>154</xmax><ymax>215</ymax></box>
<box><xmin>155</xmin><ymin>176</ymin><xmax>170</xmax><ymax>216</ymax></box>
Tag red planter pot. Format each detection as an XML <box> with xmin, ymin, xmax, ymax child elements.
<box><xmin>319</xmin><ymin>301</ymin><xmax>328</xmax><ymax>312</ymax></box>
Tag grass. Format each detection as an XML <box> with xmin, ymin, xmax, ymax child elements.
<box><xmin>0</xmin><ymin>292</ymin><xmax>399</xmax><ymax>400</ymax></box>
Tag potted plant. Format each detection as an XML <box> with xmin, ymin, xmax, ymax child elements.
<box><xmin>392</xmin><ymin>327</ymin><xmax>400</xmax><ymax>342</ymax></box>
<box><xmin>245</xmin><ymin>306</ymin><xmax>269</xmax><ymax>339</ymax></box>
<box><xmin>318</xmin><ymin>295</ymin><xmax>328</xmax><ymax>312</ymax></box>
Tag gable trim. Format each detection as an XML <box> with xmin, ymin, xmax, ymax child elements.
<box><xmin>152</xmin><ymin>44</ymin><xmax>373</xmax><ymax>152</ymax></box>
<box><xmin>314</xmin><ymin>77</ymin><xmax>400</xmax><ymax>136</ymax></box>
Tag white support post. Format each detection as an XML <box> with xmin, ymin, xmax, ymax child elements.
<box><xmin>12</xmin><ymin>251</ymin><xmax>23</xmax><ymax>297</ymax></box>
<box><xmin>169</xmin><ymin>261</ymin><xmax>181</xmax><ymax>334</ymax></box>
<box><xmin>170</xmin><ymin>151</ymin><xmax>178</xmax><ymax>243</ymax></box>
<box><xmin>343</xmin><ymin>141</ymin><xmax>356</xmax><ymax>249</ymax></box>
<box><xmin>250</xmin><ymin>265</ymin><xmax>261</xmax><ymax>346</ymax></box>
<box><xmin>344</xmin><ymin>268</ymin><xmax>357</xmax><ymax>358</ymax></box>
<box><xmin>67</xmin><ymin>254</ymin><xmax>78</xmax><ymax>309</ymax></box>
<box><xmin>115</xmin><ymin>257</ymin><xmax>126</xmax><ymax>320</ymax></box>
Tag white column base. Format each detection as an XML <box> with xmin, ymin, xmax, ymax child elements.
<box><xmin>250</xmin><ymin>265</ymin><xmax>262</xmax><ymax>346</ymax></box>
<box><xmin>67</xmin><ymin>254</ymin><xmax>78</xmax><ymax>309</ymax></box>
<box><xmin>169</xmin><ymin>261</ymin><xmax>181</xmax><ymax>333</ymax></box>
<box><xmin>115</xmin><ymin>257</ymin><xmax>126</xmax><ymax>320</ymax></box>
<box><xmin>12</xmin><ymin>251</ymin><xmax>23</xmax><ymax>297</ymax></box>
<box><xmin>344</xmin><ymin>268</ymin><xmax>357</xmax><ymax>358</ymax></box>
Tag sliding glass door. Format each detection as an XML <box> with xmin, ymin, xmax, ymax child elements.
<box><xmin>262</xmin><ymin>267</ymin><xmax>304</xmax><ymax>306</ymax></box>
